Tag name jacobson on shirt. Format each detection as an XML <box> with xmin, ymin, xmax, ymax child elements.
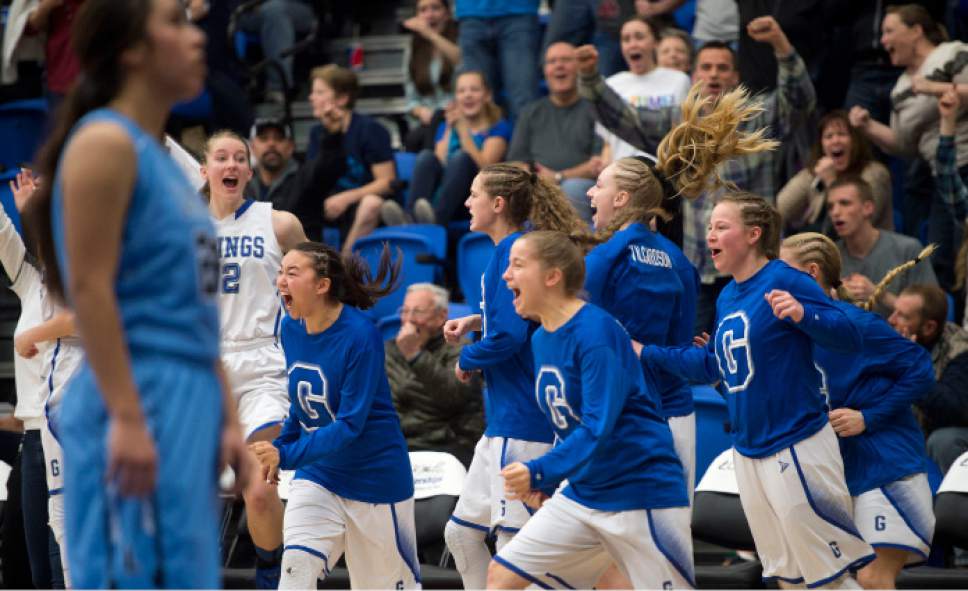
<box><xmin>628</xmin><ymin>245</ymin><xmax>672</xmax><ymax>268</ymax></box>
<box><xmin>218</xmin><ymin>235</ymin><xmax>265</xmax><ymax>258</ymax></box>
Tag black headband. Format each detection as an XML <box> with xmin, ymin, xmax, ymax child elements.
<box><xmin>632</xmin><ymin>155</ymin><xmax>677</xmax><ymax>200</ymax></box>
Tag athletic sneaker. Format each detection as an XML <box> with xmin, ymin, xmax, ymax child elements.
<box><xmin>380</xmin><ymin>200</ymin><xmax>411</xmax><ymax>226</ymax></box>
<box><xmin>413</xmin><ymin>198</ymin><xmax>436</xmax><ymax>225</ymax></box>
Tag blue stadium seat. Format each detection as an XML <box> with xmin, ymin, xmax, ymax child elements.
<box><xmin>0</xmin><ymin>99</ymin><xmax>48</xmax><ymax>172</ymax></box>
<box><xmin>377</xmin><ymin>315</ymin><xmax>401</xmax><ymax>341</ymax></box>
<box><xmin>172</xmin><ymin>89</ymin><xmax>214</xmax><ymax>120</ymax></box>
<box><xmin>692</xmin><ymin>385</ymin><xmax>732</xmax><ymax>480</ymax></box>
<box><xmin>371</xmin><ymin>223</ymin><xmax>446</xmax><ymax>261</ymax></box>
<box><xmin>394</xmin><ymin>152</ymin><xmax>418</xmax><ymax>204</ymax></box>
<box><xmin>321</xmin><ymin>227</ymin><xmax>341</xmax><ymax>249</ymax></box>
<box><xmin>0</xmin><ymin>170</ymin><xmax>23</xmax><ymax>237</ymax></box>
<box><xmin>457</xmin><ymin>232</ymin><xmax>494</xmax><ymax>313</ymax></box>
<box><xmin>353</xmin><ymin>231</ymin><xmax>438</xmax><ymax>320</ymax></box>
<box><xmin>947</xmin><ymin>292</ymin><xmax>956</xmax><ymax>322</ymax></box>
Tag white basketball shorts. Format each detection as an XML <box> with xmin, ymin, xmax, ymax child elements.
<box><xmin>449</xmin><ymin>435</ymin><xmax>552</xmax><ymax>536</ymax></box>
<box><xmin>854</xmin><ymin>472</ymin><xmax>934</xmax><ymax>563</ymax></box>
<box><xmin>222</xmin><ymin>340</ymin><xmax>289</xmax><ymax>440</ymax></box>
<box><xmin>495</xmin><ymin>493</ymin><xmax>695</xmax><ymax>589</ymax></box>
<box><xmin>283</xmin><ymin>478</ymin><xmax>421</xmax><ymax>589</ymax></box>
<box><xmin>734</xmin><ymin>424</ymin><xmax>875</xmax><ymax>587</ymax></box>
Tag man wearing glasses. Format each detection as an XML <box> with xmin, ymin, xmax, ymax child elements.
<box><xmin>384</xmin><ymin>284</ymin><xmax>484</xmax><ymax>466</ymax></box>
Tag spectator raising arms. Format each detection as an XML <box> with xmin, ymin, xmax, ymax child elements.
<box><xmin>382</xmin><ymin>70</ymin><xmax>510</xmax><ymax>227</ymax></box>
<box><xmin>598</xmin><ymin>16</ymin><xmax>692</xmax><ymax>165</ymax></box>
<box><xmin>403</xmin><ymin>0</ymin><xmax>461</xmax><ymax>152</ymax></box>
<box><xmin>778</xmin><ymin>110</ymin><xmax>893</xmax><ymax>235</ymax></box>
<box><xmin>506</xmin><ymin>42</ymin><xmax>604</xmax><ymax>224</ymax></box>
<box><xmin>850</xmin><ymin>4</ymin><xmax>968</xmax><ymax>288</ymax></box>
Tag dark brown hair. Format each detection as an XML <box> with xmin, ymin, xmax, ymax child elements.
<box><xmin>293</xmin><ymin>241</ymin><xmax>401</xmax><ymax>310</ymax></box>
<box><xmin>311</xmin><ymin>64</ymin><xmax>360</xmax><ymax>109</ymax></box>
<box><xmin>808</xmin><ymin>110</ymin><xmax>874</xmax><ymax>176</ymax></box>
<box><xmin>900</xmin><ymin>284</ymin><xmax>949</xmax><ymax>328</ymax></box>
<box><xmin>409</xmin><ymin>0</ymin><xmax>458</xmax><ymax>96</ymax></box>
<box><xmin>887</xmin><ymin>4</ymin><xmax>948</xmax><ymax>46</ymax></box>
<box><xmin>828</xmin><ymin>175</ymin><xmax>875</xmax><ymax>204</ymax></box>
<box><xmin>24</xmin><ymin>0</ymin><xmax>154</xmax><ymax>299</ymax></box>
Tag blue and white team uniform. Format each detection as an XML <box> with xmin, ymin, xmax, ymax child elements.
<box><xmin>39</xmin><ymin>294</ymin><xmax>83</xmax><ymax>588</ymax></box>
<box><xmin>496</xmin><ymin>304</ymin><xmax>694</xmax><ymax>589</ymax></box>
<box><xmin>0</xmin><ymin>196</ymin><xmax>77</xmax><ymax>586</ymax></box>
<box><xmin>814</xmin><ymin>301</ymin><xmax>936</xmax><ymax>563</ymax></box>
<box><xmin>584</xmin><ymin>222</ymin><xmax>698</xmax><ymax>497</ymax></box>
<box><xmin>449</xmin><ymin>232</ymin><xmax>554</xmax><ymax>540</ymax></box>
<box><xmin>275</xmin><ymin>308</ymin><xmax>419</xmax><ymax>589</ymax></box>
<box><xmin>213</xmin><ymin>200</ymin><xmax>288</xmax><ymax>439</ymax></box>
<box><xmin>52</xmin><ymin>109</ymin><xmax>224</xmax><ymax>588</ymax></box>
<box><xmin>643</xmin><ymin>260</ymin><xmax>875</xmax><ymax>588</ymax></box>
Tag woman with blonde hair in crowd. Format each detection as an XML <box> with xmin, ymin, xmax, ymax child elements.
<box><xmin>382</xmin><ymin>70</ymin><xmax>511</xmax><ymax>227</ymax></box>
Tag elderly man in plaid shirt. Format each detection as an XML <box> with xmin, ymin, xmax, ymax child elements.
<box><xmin>576</xmin><ymin>16</ymin><xmax>816</xmax><ymax>333</ymax></box>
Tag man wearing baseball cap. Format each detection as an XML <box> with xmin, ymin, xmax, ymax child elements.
<box><xmin>247</xmin><ymin>116</ymin><xmax>346</xmax><ymax>240</ymax></box>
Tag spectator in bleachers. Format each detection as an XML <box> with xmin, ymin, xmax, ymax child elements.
<box><xmin>888</xmin><ymin>284</ymin><xmax>968</xmax><ymax>473</ymax></box>
<box><xmin>238</xmin><ymin>0</ymin><xmax>315</xmax><ymax>103</ymax></box>
<box><xmin>850</xmin><ymin>4</ymin><xmax>968</xmax><ymax>288</ymax></box>
<box><xmin>692</xmin><ymin>0</ymin><xmax>739</xmax><ymax>48</ymax></box>
<box><xmin>632</xmin><ymin>0</ymin><xmax>681</xmax><ymax>30</ymax></box>
<box><xmin>381</xmin><ymin>70</ymin><xmax>510</xmax><ymax>227</ymax></box>
<box><xmin>578</xmin><ymin>16</ymin><xmax>816</xmax><ymax>333</ymax></box>
<box><xmin>21</xmin><ymin>0</ymin><xmax>84</xmax><ymax>111</ymax></box>
<box><xmin>454</xmin><ymin>0</ymin><xmax>539</xmax><ymax>121</ymax></box>
<box><xmin>829</xmin><ymin>176</ymin><xmax>938</xmax><ymax>316</ymax></box>
<box><xmin>384</xmin><ymin>284</ymin><xmax>483</xmax><ymax>465</ymax></box>
<box><xmin>598</xmin><ymin>16</ymin><xmax>691</xmax><ymax>166</ymax></box>
<box><xmin>656</xmin><ymin>28</ymin><xmax>692</xmax><ymax>73</ymax></box>
<box><xmin>505</xmin><ymin>42</ymin><xmax>603</xmax><ymax>224</ymax></box>
<box><xmin>592</xmin><ymin>0</ymin><xmax>634</xmax><ymax>77</ymax></box>
<box><xmin>778</xmin><ymin>110</ymin><xmax>893</xmax><ymax>235</ymax></box>
<box><xmin>246</xmin><ymin>116</ymin><xmax>347</xmax><ymax>236</ymax></box>
<box><xmin>403</xmin><ymin>0</ymin><xmax>461</xmax><ymax>153</ymax></box>
<box><xmin>307</xmin><ymin>65</ymin><xmax>395</xmax><ymax>254</ymax></box>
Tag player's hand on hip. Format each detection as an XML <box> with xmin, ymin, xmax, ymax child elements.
<box><xmin>501</xmin><ymin>462</ymin><xmax>532</xmax><ymax>499</ymax></box>
<box><xmin>107</xmin><ymin>413</ymin><xmax>158</xmax><ymax>497</ymax></box>
<box><xmin>828</xmin><ymin>408</ymin><xmax>866</xmax><ymax>437</ymax></box>
<box><xmin>693</xmin><ymin>331</ymin><xmax>710</xmax><ymax>347</ymax></box>
<box><xmin>521</xmin><ymin>490</ymin><xmax>549</xmax><ymax>510</ymax></box>
<box><xmin>764</xmin><ymin>289</ymin><xmax>804</xmax><ymax>323</ymax></box>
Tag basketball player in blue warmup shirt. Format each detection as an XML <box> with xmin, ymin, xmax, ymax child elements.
<box><xmin>26</xmin><ymin>0</ymin><xmax>249</xmax><ymax>586</ymax></box>
<box><xmin>642</xmin><ymin>195</ymin><xmax>875</xmax><ymax>588</ymax></box>
<box><xmin>584</xmin><ymin>155</ymin><xmax>704</xmax><ymax>499</ymax></box>
<box><xmin>490</xmin><ymin>231</ymin><xmax>693</xmax><ymax>590</ymax></box>
<box><xmin>781</xmin><ymin>232</ymin><xmax>936</xmax><ymax>589</ymax></box>
<box><xmin>442</xmin><ymin>164</ymin><xmax>589</xmax><ymax>590</ymax></box>
<box><xmin>250</xmin><ymin>242</ymin><xmax>420</xmax><ymax>589</ymax></box>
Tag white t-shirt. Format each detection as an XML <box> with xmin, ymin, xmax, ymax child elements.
<box><xmin>597</xmin><ymin>67</ymin><xmax>692</xmax><ymax>162</ymax></box>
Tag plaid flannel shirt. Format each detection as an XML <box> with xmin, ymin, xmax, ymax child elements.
<box><xmin>936</xmin><ymin>134</ymin><xmax>968</xmax><ymax>220</ymax></box>
<box><xmin>579</xmin><ymin>52</ymin><xmax>816</xmax><ymax>283</ymax></box>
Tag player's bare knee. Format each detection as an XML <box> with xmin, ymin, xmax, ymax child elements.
<box><xmin>243</xmin><ymin>479</ymin><xmax>279</xmax><ymax>514</ymax></box>
<box><xmin>486</xmin><ymin>560</ymin><xmax>526</xmax><ymax>589</ymax></box>
<box><xmin>857</xmin><ymin>565</ymin><xmax>890</xmax><ymax>590</ymax></box>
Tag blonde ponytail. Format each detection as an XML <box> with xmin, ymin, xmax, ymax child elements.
<box><xmin>862</xmin><ymin>243</ymin><xmax>938</xmax><ymax>311</ymax></box>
